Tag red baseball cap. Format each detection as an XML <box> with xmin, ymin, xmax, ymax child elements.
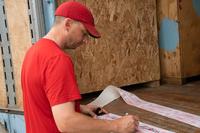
<box><xmin>55</xmin><ymin>1</ymin><xmax>101</xmax><ymax>38</ymax></box>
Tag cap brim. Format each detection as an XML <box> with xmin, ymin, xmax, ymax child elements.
<box><xmin>83</xmin><ymin>23</ymin><xmax>101</xmax><ymax>38</ymax></box>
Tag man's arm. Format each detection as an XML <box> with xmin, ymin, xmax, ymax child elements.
<box><xmin>52</xmin><ymin>102</ymin><xmax>115</xmax><ymax>133</ymax></box>
<box><xmin>52</xmin><ymin>102</ymin><xmax>139</xmax><ymax>133</ymax></box>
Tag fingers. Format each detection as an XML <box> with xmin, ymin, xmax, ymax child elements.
<box><xmin>81</xmin><ymin>104</ymin><xmax>109</xmax><ymax>117</ymax></box>
<box><xmin>132</xmin><ymin>115</ymin><xmax>139</xmax><ymax>129</ymax></box>
<box><xmin>101</xmin><ymin>108</ymin><xmax>109</xmax><ymax>114</ymax></box>
<box><xmin>86</xmin><ymin>104</ymin><xmax>109</xmax><ymax>115</ymax></box>
<box><xmin>124</xmin><ymin>114</ymin><xmax>140</xmax><ymax>129</ymax></box>
<box><xmin>134</xmin><ymin>115</ymin><xmax>139</xmax><ymax>121</ymax></box>
<box><xmin>94</xmin><ymin>107</ymin><xmax>108</xmax><ymax>115</ymax></box>
<box><xmin>134</xmin><ymin>120</ymin><xmax>139</xmax><ymax>130</ymax></box>
<box><xmin>88</xmin><ymin>110</ymin><xmax>97</xmax><ymax>118</ymax></box>
<box><xmin>86</xmin><ymin>104</ymin><xmax>98</xmax><ymax>110</ymax></box>
<box><xmin>115</xmin><ymin>114</ymin><xmax>140</xmax><ymax>133</ymax></box>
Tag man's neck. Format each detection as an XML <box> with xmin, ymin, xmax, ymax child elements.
<box><xmin>43</xmin><ymin>28</ymin><xmax>66</xmax><ymax>50</ymax></box>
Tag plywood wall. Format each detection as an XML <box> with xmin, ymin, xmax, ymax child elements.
<box><xmin>3</xmin><ymin>0</ymin><xmax>32</xmax><ymax>109</ymax></box>
<box><xmin>179</xmin><ymin>0</ymin><xmax>200</xmax><ymax>78</ymax></box>
<box><xmin>58</xmin><ymin>0</ymin><xmax>160</xmax><ymax>93</ymax></box>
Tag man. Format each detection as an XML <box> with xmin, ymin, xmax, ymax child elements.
<box><xmin>21</xmin><ymin>1</ymin><xmax>139</xmax><ymax>133</ymax></box>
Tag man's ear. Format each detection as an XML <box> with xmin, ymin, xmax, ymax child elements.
<box><xmin>64</xmin><ymin>18</ymin><xmax>73</xmax><ymax>31</ymax></box>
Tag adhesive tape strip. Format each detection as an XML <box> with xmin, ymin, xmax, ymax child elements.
<box><xmin>90</xmin><ymin>85</ymin><xmax>200</xmax><ymax>128</ymax></box>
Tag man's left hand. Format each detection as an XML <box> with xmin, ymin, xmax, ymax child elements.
<box><xmin>80</xmin><ymin>104</ymin><xmax>108</xmax><ymax>118</ymax></box>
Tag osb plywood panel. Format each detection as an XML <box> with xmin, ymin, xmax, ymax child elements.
<box><xmin>0</xmin><ymin>46</ymin><xmax>7</xmax><ymax>108</ymax></box>
<box><xmin>179</xmin><ymin>0</ymin><xmax>200</xmax><ymax>77</ymax></box>
<box><xmin>157</xmin><ymin>0</ymin><xmax>182</xmax><ymax>78</ymax></box>
<box><xmin>4</xmin><ymin>0</ymin><xmax>32</xmax><ymax>109</ymax></box>
<box><xmin>58</xmin><ymin>0</ymin><xmax>160</xmax><ymax>93</ymax></box>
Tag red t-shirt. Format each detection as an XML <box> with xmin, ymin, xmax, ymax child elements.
<box><xmin>21</xmin><ymin>38</ymin><xmax>82</xmax><ymax>133</ymax></box>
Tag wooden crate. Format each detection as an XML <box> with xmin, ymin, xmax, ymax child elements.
<box><xmin>58</xmin><ymin>0</ymin><xmax>160</xmax><ymax>93</ymax></box>
<box><xmin>157</xmin><ymin>0</ymin><xmax>200</xmax><ymax>84</ymax></box>
<box><xmin>157</xmin><ymin>0</ymin><xmax>182</xmax><ymax>83</ymax></box>
<box><xmin>179</xmin><ymin>0</ymin><xmax>200</xmax><ymax>78</ymax></box>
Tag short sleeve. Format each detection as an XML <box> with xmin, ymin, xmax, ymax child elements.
<box><xmin>45</xmin><ymin>55</ymin><xmax>81</xmax><ymax>107</ymax></box>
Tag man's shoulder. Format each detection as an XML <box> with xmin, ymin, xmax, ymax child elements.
<box><xmin>25</xmin><ymin>38</ymin><xmax>72</xmax><ymax>65</ymax></box>
<box><xmin>33</xmin><ymin>38</ymin><xmax>71</xmax><ymax>58</ymax></box>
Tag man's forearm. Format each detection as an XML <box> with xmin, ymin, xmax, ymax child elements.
<box><xmin>61</xmin><ymin>112</ymin><xmax>117</xmax><ymax>133</ymax></box>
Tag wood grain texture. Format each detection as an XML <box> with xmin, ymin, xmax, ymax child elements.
<box><xmin>4</xmin><ymin>0</ymin><xmax>32</xmax><ymax>109</ymax></box>
<box><xmin>157</xmin><ymin>0</ymin><xmax>182</xmax><ymax>79</ymax></box>
<box><xmin>179</xmin><ymin>0</ymin><xmax>200</xmax><ymax>78</ymax></box>
<box><xmin>58</xmin><ymin>0</ymin><xmax>160</xmax><ymax>93</ymax></box>
<box><xmin>160</xmin><ymin>47</ymin><xmax>181</xmax><ymax>78</ymax></box>
<box><xmin>157</xmin><ymin>0</ymin><xmax>178</xmax><ymax>22</ymax></box>
<box><xmin>0</xmin><ymin>46</ymin><xmax>7</xmax><ymax>108</ymax></box>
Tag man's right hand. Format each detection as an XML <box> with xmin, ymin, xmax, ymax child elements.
<box><xmin>113</xmin><ymin>115</ymin><xmax>139</xmax><ymax>133</ymax></box>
